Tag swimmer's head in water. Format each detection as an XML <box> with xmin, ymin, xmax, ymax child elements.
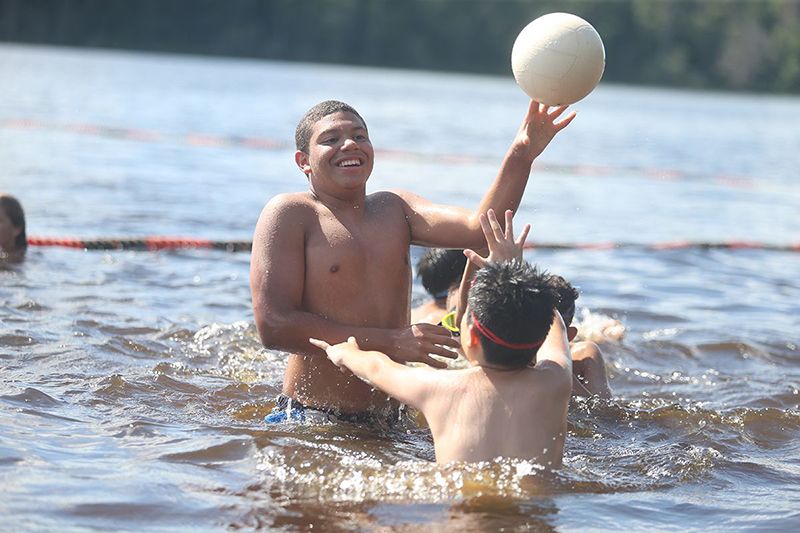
<box><xmin>417</xmin><ymin>248</ymin><xmax>467</xmax><ymax>300</ymax></box>
<box><xmin>295</xmin><ymin>100</ymin><xmax>368</xmax><ymax>154</ymax></box>
<box><xmin>548</xmin><ymin>274</ymin><xmax>579</xmax><ymax>326</ymax></box>
<box><xmin>0</xmin><ymin>193</ymin><xmax>26</xmax><ymax>255</ymax></box>
<box><xmin>466</xmin><ymin>261</ymin><xmax>557</xmax><ymax>369</ymax></box>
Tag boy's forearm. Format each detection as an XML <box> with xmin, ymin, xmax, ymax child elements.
<box><xmin>255</xmin><ymin>307</ymin><xmax>396</xmax><ymax>357</ymax></box>
<box><xmin>341</xmin><ymin>349</ymin><xmax>382</xmax><ymax>380</ymax></box>
<box><xmin>339</xmin><ymin>349</ymin><xmax>401</xmax><ymax>393</ymax></box>
<box><xmin>473</xmin><ymin>146</ymin><xmax>534</xmax><ymax>228</ymax></box>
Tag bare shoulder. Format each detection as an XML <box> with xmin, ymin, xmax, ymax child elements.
<box><xmin>384</xmin><ymin>189</ymin><xmax>426</xmax><ymax>207</ymax></box>
<box><xmin>369</xmin><ymin>190</ymin><xmax>411</xmax><ymax>209</ymax></box>
<box><xmin>527</xmin><ymin>362</ymin><xmax>572</xmax><ymax>396</ymax></box>
<box><xmin>255</xmin><ymin>192</ymin><xmax>318</xmax><ymax>229</ymax></box>
<box><xmin>261</xmin><ymin>191</ymin><xmax>316</xmax><ymax>217</ymax></box>
<box><xmin>413</xmin><ymin>367</ymin><xmax>473</xmax><ymax>406</ymax></box>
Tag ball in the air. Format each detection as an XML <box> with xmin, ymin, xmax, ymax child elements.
<box><xmin>511</xmin><ymin>12</ymin><xmax>605</xmax><ymax>105</ymax></box>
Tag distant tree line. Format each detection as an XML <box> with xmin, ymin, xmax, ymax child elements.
<box><xmin>1</xmin><ymin>0</ymin><xmax>798</xmax><ymax>93</ymax></box>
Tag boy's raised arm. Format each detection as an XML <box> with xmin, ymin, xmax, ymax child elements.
<box><xmin>398</xmin><ymin>101</ymin><xmax>574</xmax><ymax>250</ymax></box>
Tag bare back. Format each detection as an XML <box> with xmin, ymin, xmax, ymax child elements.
<box><xmin>421</xmin><ymin>365</ymin><xmax>571</xmax><ymax>465</ymax></box>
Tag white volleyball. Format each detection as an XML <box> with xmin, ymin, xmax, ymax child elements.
<box><xmin>511</xmin><ymin>13</ymin><xmax>606</xmax><ymax>105</ymax></box>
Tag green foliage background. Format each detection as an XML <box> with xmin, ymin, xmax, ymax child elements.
<box><xmin>1</xmin><ymin>0</ymin><xmax>798</xmax><ymax>93</ymax></box>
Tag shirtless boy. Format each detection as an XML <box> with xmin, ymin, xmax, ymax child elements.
<box><xmin>251</xmin><ymin>100</ymin><xmax>575</xmax><ymax>418</ymax></box>
<box><xmin>311</xmin><ymin>210</ymin><xmax>572</xmax><ymax>464</ymax></box>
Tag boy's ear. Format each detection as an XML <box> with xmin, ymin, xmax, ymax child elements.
<box><xmin>567</xmin><ymin>326</ymin><xmax>578</xmax><ymax>342</ymax></box>
<box><xmin>467</xmin><ymin>324</ymin><xmax>481</xmax><ymax>348</ymax></box>
<box><xmin>294</xmin><ymin>150</ymin><xmax>311</xmax><ymax>176</ymax></box>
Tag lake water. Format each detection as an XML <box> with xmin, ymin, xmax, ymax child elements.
<box><xmin>1</xmin><ymin>44</ymin><xmax>799</xmax><ymax>531</ymax></box>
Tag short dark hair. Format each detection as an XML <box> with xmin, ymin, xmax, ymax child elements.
<box><xmin>417</xmin><ymin>248</ymin><xmax>467</xmax><ymax>299</ymax></box>
<box><xmin>548</xmin><ymin>275</ymin><xmax>579</xmax><ymax>326</ymax></box>
<box><xmin>0</xmin><ymin>194</ymin><xmax>26</xmax><ymax>253</ymax></box>
<box><xmin>468</xmin><ymin>261</ymin><xmax>557</xmax><ymax>369</ymax></box>
<box><xmin>295</xmin><ymin>100</ymin><xmax>367</xmax><ymax>153</ymax></box>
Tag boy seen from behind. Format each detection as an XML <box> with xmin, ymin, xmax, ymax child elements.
<box><xmin>311</xmin><ymin>210</ymin><xmax>572</xmax><ymax>465</ymax></box>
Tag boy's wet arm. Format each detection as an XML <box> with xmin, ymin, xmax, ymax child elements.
<box><xmin>534</xmin><ymin>312</ymin><xmax>573</xmax><ymax>395</ymax></box>
<box><xmin>470</xmin><ymin>102</ymin><xmax>576</xmax><ymax>226</ymax></box>
<box><xmin>349</xmin><ymin>352</ymin><xmax>437</xmax><ymax>410</ymax></box>
<box><xmin>250</xmin><ymin>197</ymin><xmax>310</xmax><ymax>351</ymax></box>
<box><xmin>393</xmin><ymin>190</ymin><xmax>486</xmax><ymax>249</ymax></box>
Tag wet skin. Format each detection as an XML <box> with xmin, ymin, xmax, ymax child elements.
<box><xmin>250</xmin><ymin>104</ymin><xmax>575</xmax><ymax>414</ymax></box>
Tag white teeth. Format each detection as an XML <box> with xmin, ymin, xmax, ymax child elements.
<box><xmin>338</xmin><ymin>159</ymin><xmax>360</xmax><ymax>167</ymax></box>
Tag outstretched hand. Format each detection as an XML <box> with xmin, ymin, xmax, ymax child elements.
<box><xmin>515</xmin><ymin>100</ymin><xmax>576</xmax><ymax>160</ymax></box>
<box><xmin>309</xmin><ymin>336</ymin><xmax>360</xmax><ymax>369</ymax></box>
<box><xmin>464</xmin><ymin>209</ymin><xmax>530</xmax><ymax>268</ymax></box>
<box><xmin>310</xmin><ymin>324</ymin><xmax>459</xmax><ymax>371</ymax></box>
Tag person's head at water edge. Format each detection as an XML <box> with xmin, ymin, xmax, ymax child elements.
<box><xmin>0</xmin><ymin>193</ymin><xmax>26</xmax><ymax>262</ymax></box>
<box><xmin>418</xmin><ymin>248</ymin><xmax>467</xmax><ymax>302</ymax></box>
<box><xmin>411</xmin><ymin>248</ymin><xmax>468</xmax><ymax>324</ymax></box>
<box><xmin>294</xmin><ymin>100</ymin><xmax>373</xmax><ymax>201</ymax></box>
<box><xmin>460</xmin><ymin>260</ymin><xmax>558</xmax><ymax>369</ymax></box>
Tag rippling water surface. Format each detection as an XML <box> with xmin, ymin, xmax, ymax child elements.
<box><xmin>1</xmin><ymin>44</ymin><xmax>799</xmax><ymax>531</ymax></box>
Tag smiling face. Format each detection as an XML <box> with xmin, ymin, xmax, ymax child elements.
<box><xmin>295</xmin><ymin>111</ymin><xmax>374</xmax><ymax>198</ymax></box>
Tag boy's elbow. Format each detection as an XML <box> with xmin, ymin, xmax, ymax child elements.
<box><xmin>358</xmin><ymin>353</ymin><xmax>394</xmax><ymax>388</ymax></box>
<box><xmin>254</xmin><ymin>309</ymin><xmax>292</xmax><ymax>349</ymax></box>
<box><xmin>462</xmin><ymin>217</ymin><xmax>487</xmax><ymax>247</ymax></box>
<box><xmin>365</xmin><ymin>354</ymin><xmax>389</xmax><ymax>380</ymax></box>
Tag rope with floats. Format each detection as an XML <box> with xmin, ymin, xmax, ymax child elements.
<box><xmin>27</xmin><ymin>237</ymin><xmax>252</xmax><ymax>252</ymax></box>
<box><xmin>27</xmin><ymin>237</ymin><xmax>800</xmax><ymax>253</ymax></box>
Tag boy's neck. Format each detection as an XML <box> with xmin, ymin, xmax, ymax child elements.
<box><xmin>474</xmin><ymin>362</ymin><xmax>523</xmax><ymax>373</ymax></box>
<box><xmin>467</xmin><ymin>353</ymin><xmax>525</xmax><ymax>373</ymax></box>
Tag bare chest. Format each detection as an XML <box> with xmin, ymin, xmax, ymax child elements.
<box><xmin>304</xmin><ymin>206</ymin><xmax>411</xmax><ymax>288</ymax></box>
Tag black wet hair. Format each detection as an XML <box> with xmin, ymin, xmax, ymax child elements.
<box><xmin>467</xmin><ymin>261</ymin><xmax>557</xmax><ymax>369</ymax></box>
<box><xmin>417</xmin><ymin>248</ymin><xmax>467</xmax><ymax>300</ymax></box>
<box><xmin>0</xmin><ymin>194</ymin><xmax>26</xmax><ymax>253</ymax></box>
<box><xmin>295</xmin><ymin>100</ymin><xmax>367</xmax><ymax>153</ymax></box>
<box><xmin>548</xmin><ymin>274</ymin><xmax>579</xmax><ymax>326</ymax></box>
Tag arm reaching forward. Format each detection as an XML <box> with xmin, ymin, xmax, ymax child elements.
<box><xmin>308</xmin><ymin>337</ymin><xmax>436</xmax><ymax>409</ymax></box>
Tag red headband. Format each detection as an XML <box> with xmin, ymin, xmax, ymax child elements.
<box><xmin>471</xmin><ymin>312</ymin><xmax>545</xmax><ymax>350</ymax></box>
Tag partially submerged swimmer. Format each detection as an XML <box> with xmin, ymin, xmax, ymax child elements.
<box><xmin>549</xmin><ymin>275</ymin><xmax>612</xmax><ymax>398</ymax></box>
<box><xmin>251</xmin><ymin>100</ymin><xmax>575</xmax><ymax>419</ymax></box>
<box><xmin>0</xmin><ymin>194</ymin><xmax>27</xmax><ymax>263</ymax></box>
<box><xmin>312</xmin><ymin>210</ymin><xmax>573</xmax><ymax>465</ymax></box>
<box><xmin>410</xmin><ymin>248</ymin><xmax>466</xmax><ymax>325</ymax></box>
